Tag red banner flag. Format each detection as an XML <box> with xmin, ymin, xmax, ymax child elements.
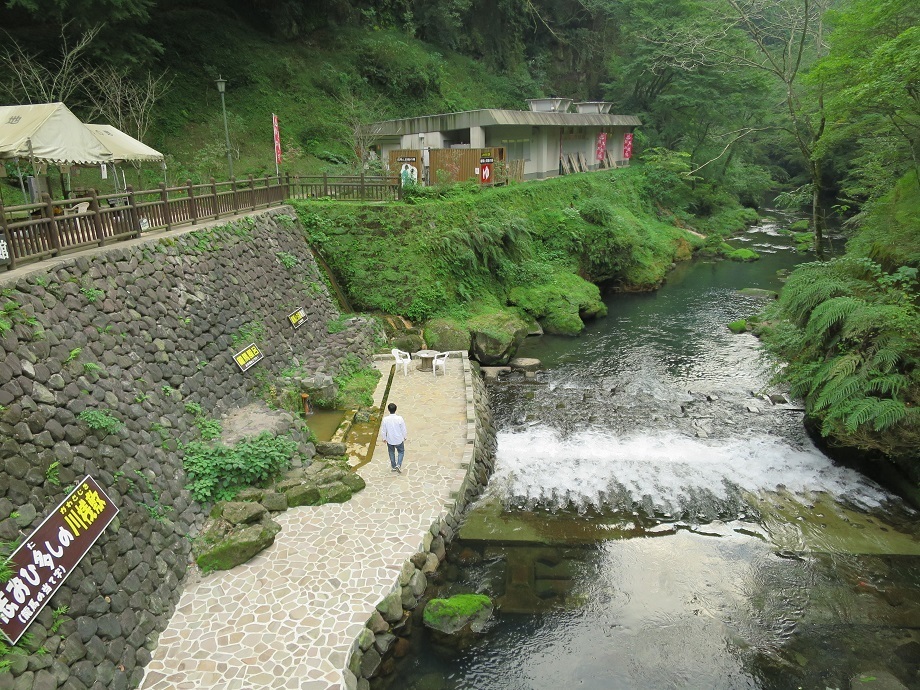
<box><xmin>595</xmin><ymin>132</ymin><xmax>608</xmax><ymax>161</ymax></box>
<box><xmin>272</xmin><ymin>113</ymin><xmax>282</xmax><ymax>166</ymax></box>
<box><xmin>623</xmin><ymin>132</ymin><xmax>634</xmax><ymax>160</ymax></box>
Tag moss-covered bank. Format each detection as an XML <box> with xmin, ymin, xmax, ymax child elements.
<box><xmin>291</xmin><ymin>167</ymin><xmax>714</xmax><ymax>346</ymax></box>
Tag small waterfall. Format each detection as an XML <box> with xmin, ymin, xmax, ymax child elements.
<box><xmin>486</xmin><ymin>427</ymin><xmax>888</xmax><ymax>519</ymax></box>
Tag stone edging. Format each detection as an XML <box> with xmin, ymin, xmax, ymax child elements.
<box><xmin>343</xmin><ymin>352</ymin><xmax>496</xmax><ymax>689</ymax></box>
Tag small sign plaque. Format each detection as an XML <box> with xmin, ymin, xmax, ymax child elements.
<box><xmin>288</xmin><ymin>307</ymin><xmax>307</xmax><ymax>329</ymax></box>
<box><xmin>396</xmin><ymin>156</ymin><xmax>417</xmax><ymax>163</ymax></box>
<box><xmin>0</xmin><ymin>476</ymin><xmax>118</xmax><ymax>645</ymax></box>
<box><xmin>233</xmin><ymin>343</ymin><xmax>264</xmax><ymax>371</ymax></box>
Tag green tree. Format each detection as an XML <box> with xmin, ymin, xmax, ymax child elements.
<box><xmin>810</xmin><ymin>0</ymin><xmax>920</xmax><ymax>203</ymax></box>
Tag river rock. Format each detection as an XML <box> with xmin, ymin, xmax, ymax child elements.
<box><xmin>422</xmin><ymin>594</ymin><xmax>493</xmax><ymax>635</ymax></box>
<box><xmin>468</xmin><ymin>311</ymin><xmax>529</xmax><ymax>365</ymax></box>
<box><xmin>849</xmin><ymin>671</ymin><xmax>908</xmax><ymax>690</ymax></box>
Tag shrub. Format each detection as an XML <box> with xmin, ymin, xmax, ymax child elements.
<box><xmin>182</xmin><ymin>433</ymin><xmax>297</xmax><ymax>502</ymax></box>
<box><xmin>78</xmin><ymin>409</ymin><xmax>123</xmax><ymax>435</ymax></box>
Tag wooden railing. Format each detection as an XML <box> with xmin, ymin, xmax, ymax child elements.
<box><xmin>0</xmin><ymin>175</ymin><xmax>295</xmax><ymax>271</ymax></box>
<box><xmin>287</xmin><ymin>173</ymin><xmax>402</xmax><ymax>201</ymax></box>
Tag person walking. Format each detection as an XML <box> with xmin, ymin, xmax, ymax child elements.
<box><xmin>379</xmin><ymin>402</ymin><xmax>408</xmax><ymax>473</ymax></box>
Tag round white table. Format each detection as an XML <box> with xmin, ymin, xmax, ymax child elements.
<box><xmin>413</xmin><ymin>349</ymin><xmax>438</xmax><ymax>372</ymax></box>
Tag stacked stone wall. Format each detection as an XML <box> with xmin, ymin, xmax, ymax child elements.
<box><xmin>345</xmin><ymin>356</ymin><xmax>496</xmax><ymax>688</ymax></box>
<box><xmin>0</xmin><ymin>208</ymin><xmax>380</xmax><ymax>689</ymax></box>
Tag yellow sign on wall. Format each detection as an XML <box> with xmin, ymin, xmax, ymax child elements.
<box><xmin>233</xmin><ymin>343</ymin><xmax>264</xmax><ymax>371</ymax></box>
<box><xmin>288</xmin><ymin>307</ymin><xmax>307</xmax><ymax>329</ymax></box>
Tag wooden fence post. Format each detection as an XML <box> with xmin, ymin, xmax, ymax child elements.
<box><xmin>159</xmin><ymin>183</ymin><xmax>172</xmax><ymax>231</ymax></box>
<box><xmin>322</xmin><ymin>172</ymin><xmax>328</xmax><ymax>198</ymax></box>
<box><xmin>126</xmin><ymin>186</ymin><xmax>141</xmax><ymax>237</ymax></box>
<box><xmin>88</xmin><ymin>189</ymin><xmax>106</xmax><ymax>245</ymax></box>
<box><xmin>42</xmin><ymin>193</ymin><xmax>61</xmax><ymax>255</ymax></box>
<box><xmin>360</xmin><ymin>172</ymin><xmax>366</xmax><ymax>200</ymax></box>
<box><xmin>187</xmin><ymin>180</ymin><xmax>198</xmax><ymax>225</ymax></box>
<box><xmin>285</xmin><ymin>172</ymin><xmax>292</xmax><ymax>200</ymax></box>
<box><xmin>210</xmin><ymin>177</ymin><xmax>220</xmax><ymax>220</ymax></box>
<box><xmin>0</xmin><ymin>200</ymin><xmax>15</xmax><ymax>270</ymax></box>
<box><xmin>249</xmin><ymin>175</ymin><xmax>256</xmax><ymax>211</ymax></box>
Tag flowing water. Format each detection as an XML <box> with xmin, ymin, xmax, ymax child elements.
<box><xmin>374</xmin><ymin>217</ymin><xmax>920</xmax><ymax>690</ymax></box>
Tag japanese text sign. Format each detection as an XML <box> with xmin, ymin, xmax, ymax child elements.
<box><xmin>623</xmin><ymin>132</ymin><xmax>634</xmax><ymax>159</ymax></box>
<box><xmin>595</xmin><ymin>132</ymin><xmax>608</xmax><ymax>161</ymax></box>
<box><xmin>1</xmin><ymin>476</ymin><xmax>118</xmax><ymax>644</ymax></box>
<box><xmin>233</xmin><ymin>343</ymin><xmax>264</xmax><ymax>371</ymax></box>
<box><xmin>288</xmin><ymin>307</ymin><xmax>307</xmax><ymax>329</ymax></box>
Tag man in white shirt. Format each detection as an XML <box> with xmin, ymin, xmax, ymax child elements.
<box><xmin>379</xmin><ymin>402</ymin><xmax>408</xmax><ymax>473</ymax></box>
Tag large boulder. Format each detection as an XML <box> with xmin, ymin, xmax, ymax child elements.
<box><xmin>423</xmin><ymin>318</ymin><xmax>471</xmax><ymax>353</ymax></box>
<box><xmin>195</xmin><ymin>518</ymin><xmax>282</xmax><ymax>572</ymax></box>
<box><xmin>468</xmin><ymin>310</ymin><xmax>530</xmax><ymax>365</ymax></box>
<box><xmin>508</xmin><ymin>273</ymin><xmax>607</xmax><ymax>336</ymax></box>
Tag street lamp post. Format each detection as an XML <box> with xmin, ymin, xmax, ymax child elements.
<box><xmin>216</xmin><ymin>76</ymin><xmax>233</xmax><ymax>179</ymax></box>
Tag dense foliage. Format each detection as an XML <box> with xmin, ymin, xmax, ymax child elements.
<box><xmin>761</xmin><ymin>172</ymin><xmax>920</xmax><ymax>466</ymax></box>
<box><xmin>293</xmin><ymin>166</ymin><xmax>711</xmax><ymax>332</ymax></box>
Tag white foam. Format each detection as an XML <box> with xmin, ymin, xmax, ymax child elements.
<box><xmin>488</xmin><ymin>427</ymin><xmax>887</xmax><ymax>512</ymax></box>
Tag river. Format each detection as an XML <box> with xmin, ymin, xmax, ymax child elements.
<box><xmin>374</xmin><ymin>217</ymin><xmax>920</xmax><ymax>690</ymax></box>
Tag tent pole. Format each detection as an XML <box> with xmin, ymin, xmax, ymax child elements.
<box><xmin>15</xmin><ymin>160</ymin><xmax>26</xmax><ymax>201</ymax></box>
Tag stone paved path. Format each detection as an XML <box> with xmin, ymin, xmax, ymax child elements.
<box><xmin>141</xmin><ymin>355</ymin><xmax>471</xmax><ymax>689</ymax></box>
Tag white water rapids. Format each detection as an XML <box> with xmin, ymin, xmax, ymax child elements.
<box><xmin>487</xmin><ymin>427</ymin><xmax>888</xmax><ymax>515</ymax></box>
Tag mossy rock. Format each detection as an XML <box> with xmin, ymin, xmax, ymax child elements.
<box><xmin>728</xmin><ymin>319</ymin><xmax>748</xmax><ymax>334</ymax></box>
<box><xmin>422</xmin><ymin>593</ymin><xmax>493</xmax><ymax>635</ymax></box>
<box><xmin>319</xmin><ymin>482</ymin><xmax>353</xmax><ymax>504</ymax></box>
<box><xmin>195</xmin><ymin>519</ymin><xmax>282</xmax><ymax>572</ymax></box>
<box><xmin>390</xmin><ymin>333</ymin><xmax>426</xmax><ymax>353</ymax></box>
<box><xmin>423</xmin><ymin>318</ymin><xmax>471</xmax><ymax>352</ymax></box>
<box><xmin>508</xmin><ymin>273</ymin><xmax>606</xmax><ymax>336</ymax></box>
<box><xmin>221</xmin><ymin>501</ymin><xmax>268</xmax><ymax>525</ymax></box>
<box><xmin>467</xmin><ymin>309</ymin><xmax>530</xmax><ymax>365</ymax></box>
<box><xmin>341</xmin><ymin>472</ymin><xmax>366</xmax><ymax>492</ymax></box>
<box><xmin>721</xmin><ymin>244</ymin><xmax>759</xmax><ymax>262</ymax></box>
<box><xmin>789</xmin><ymin>219</ymin><xmax>810</xmax><ymax>232</ymax></box>
<box><xmin>285</xmin><ymin>484</ymin><xmax>322</xmax><ymax>507</ymax></box>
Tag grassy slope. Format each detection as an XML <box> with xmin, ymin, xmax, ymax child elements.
<box><xmin>292</xmin><ymin>168</ymin><xmax>702</xmax><ymax>330</ymax></box>
<box><xmin>146</xmin><ymin>9</ymin><xmax>533</xmax><ymax>184</ymax></box>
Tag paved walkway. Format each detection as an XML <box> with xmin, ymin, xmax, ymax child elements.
<box><xmin>140</xmin><ymin>355</ymin><xmax>471</xmax><ymax>690</ymax></box>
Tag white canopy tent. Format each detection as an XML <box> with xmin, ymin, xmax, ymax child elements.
<box><xmin>0</xmin><ymin>102</ymin><xmax>114</xmax><ymax>202</ymax></box>
<box><xmin>86</xmin><ymin>123</ymin><xmax>167</xmax><ymax>192</ymax></box>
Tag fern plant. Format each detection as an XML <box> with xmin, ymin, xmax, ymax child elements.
<box><xmin>761</xmin><ymin>256</ymin><xmax>920</xmax><ymax>459</ymax></box>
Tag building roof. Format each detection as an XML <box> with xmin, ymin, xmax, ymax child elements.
<box><xmin>0</xmin><ymin>102</ymin><xmax>113</xmax><ymax>164</ymax></box>
<box><xmin>86</xmin><ymin>124</ymin><xmax>164</xmax><ymax>163</ymax></box>
<box><xmin>363</xmin><ymin>108</ymin><xmax>642</xmax><ymax>137</ymax></box>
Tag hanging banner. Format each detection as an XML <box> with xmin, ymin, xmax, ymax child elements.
<box><xmin>0</xmin><ymin>476</ymin><xmax>118</xmax><ymax>645</ymax></box>
<box><xmin>595</xmin><ymin>132</ymin><xmax>608</xmax><ymax>162</ymax></box>
<box><xmin>623</xmin><ymin>132</ymin><xmax>634</xmax><ymax>160</ymax></box>
<box><xmin>272</xmin><ymin>114</ymin><xmax>282</xmax><ymax>166</ymax></box>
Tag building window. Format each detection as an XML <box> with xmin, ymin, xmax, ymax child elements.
<box><xmin>502</xmin><ymin>138</ymin><xmax>531</xmax><ymax>161</ymax></box>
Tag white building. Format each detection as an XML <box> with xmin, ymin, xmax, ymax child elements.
<box><xmin>364</xmin><ymin>98</ymin><xmax>641</xmax><ymax>181</ymax></box>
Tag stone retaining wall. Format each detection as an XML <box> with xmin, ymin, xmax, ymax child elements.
<box><xmin>344</xmin><ymin>356</ymin><xmax>496</xmax><ymax>689</ymax></box>
<box><xmin>0</xmin><ymin>208</ymin><xmax>380</xmax><ymax>690</ymax></box>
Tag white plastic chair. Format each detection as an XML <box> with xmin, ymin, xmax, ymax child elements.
<box><xmin>63</xmin><ymin>202</ymin><xmax>90</xmax><ymax>237</ymax></box>
<box><xmin>392</xmin><ymin>348</ymin><xmax>411</xmax><ymax>376</ymax></box>
<box><xmin>432</xmin><ymin>351</ymin><xmax>449</xmax><ymax>378</ymax></box>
